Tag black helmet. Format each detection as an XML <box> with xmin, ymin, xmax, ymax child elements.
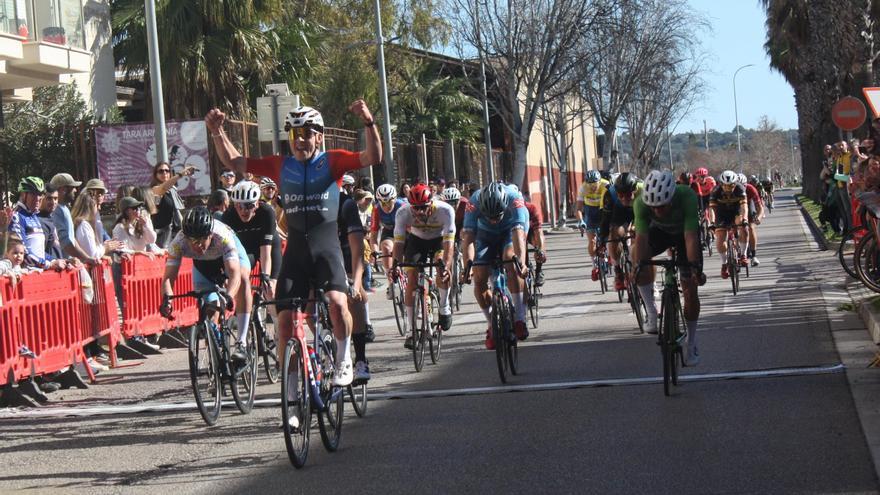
<box><xmin>614</xmin><ymin>172</ymin><xmax>639</xmax><ymax>194</ymax></box>
<box><xmin>748</xmin><ymin>175</ymin><xmax>760</xmax><ymax>186</ymax></box>
<box><xmin>18</xmin><ymin>176</ymin><xmax>45</xmax><ymax>194</ymax></box>
<box><xmin>182</xmin><ymin>207</ymin><xmax>214</xmax><ymax>238</ymax></box>
<box><xmin>478</xmin><ymin>182</ymin><xmax>508</xmax><ymax>219</ymax></box>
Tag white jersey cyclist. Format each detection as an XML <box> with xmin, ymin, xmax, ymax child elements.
<box><xmin>393</xmin><ymin>199</ymin><xmax>456</xmax><ymax>242</ymax></box>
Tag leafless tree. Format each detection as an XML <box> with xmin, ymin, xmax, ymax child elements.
<box><xmin>447</xmin><ymin>0</ymin><xmax>604</xmax><ymax>187</ymax></box>
<box><xmin>744</xmin><ymin>115</ymin><xmax>794</xmax><ymax>179</ymax></box>
<box><xmin>539</xmin><ymin>97</ymin><xmax>588</xmax><ymax>222</ymax></box>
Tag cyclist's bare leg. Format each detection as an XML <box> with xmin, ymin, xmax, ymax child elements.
<box><xmin>472</xmin><ymin>265</ymin><xmax>492</xmax><ymax>324</ymax></box>
<box><xmin>587</xmin><ymin>231</ymin><xmax>597</xmax><ymax>258</ymax></box>
<box><xmin>737</xmin><ymin>216</ymin><xmax>749</xmax><ymax>256</ymax></box>
<box><xmin>404</xmin><ymin>268</ymin><xmax>420</xmax><ymax>330</ymax></box>
<box><xmin>715</xmin><ymin>227</ymin><xmax>728</xmax><ymax>258</ymax></box>
<box><xmin>608</xmin><ymin>225</ymin><xmax>625</xmax><ymax>267</ymax></box>
<box><xmin>234</xmin><ymin>272</ymin><xmax>253</xmax><ymax>344</ymax></box>
<box><xmin>633</xmin><ymin>243</ymin><xmax>659</xmax><ymax>329</ymax></box>
<box><xmin>381</xmin><ymin>239</ymin><xmax>394</xmax><ymax>283</ymax></box>
<box><xmin>748</xmin><ymin>223</ymin><xmax>758</xmax><ymax>253</ymax></box>
<box><xmin>326</xmin><ymin>290</ymin><xmax>352</xmax><ymax>340</ymax></box>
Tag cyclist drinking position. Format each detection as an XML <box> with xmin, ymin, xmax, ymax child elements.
<box><xmin>576</xmin><ymin>170</ymin><xmax>609</xmax><ymax>281</ymax></box>
<box><xmin>393</xmin><ymin>183</ymin><xmax>456</xmax><ymax>348</ymax></box>
<box><xmin>632</xmin><ymin>170</ymin><xmax>705</xmax><ymax>365</ymax></box>
<box><xmin>160</xmin><ymin>208</ymin><xmax>253</xmax><ymax>362</ymax></box>
<box><xmin>461</xmin><ymin>182</ymin><xmax>530</xmax><ymax>349</ymax></box>
<box><xmin>711</xmin><ymin>170</ymin><xmax>748</xmax><ymax>279</ymax></box>
<box><xmin>206</xmin><ymin>100</ymin><xmax>382</xmax><ymax>387</ymax></box>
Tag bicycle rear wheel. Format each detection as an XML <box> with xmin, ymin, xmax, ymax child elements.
<box><xmin>412</xmin><ymin>289</ymin><xmax>427</xmax><ymax>372</ymax></box>
<box><xmin>254</xmin><ymin>313</ymin><xmax>279</xmax><ymax>384</ymax></box>
<box><xmin>428</xmin><ymin>290</ymin><xmax>442</xmax><ymax>364</ymax></box>
<box><xmin>392</xmin><ymin>281</ymin><xmax>407</xmax><ymax>337</ymax></box>
<box><xmin>281</xmin><ymin>338</ymin><xmax>310</xmax><ymax>468</ymax></box>
<box><xmin>528</xmin><ymin>281</ymin><xmax>540</xmax><ymax>329</ymax></box>
<box><xmin>839</xmin><ymin>226</ymin><xmax>867</xmax><ymax>280</ymax></box>
<box><xmin>231</xmin><ymin>322</ymin><xmax>258</xmax><ymax>414</ymax></box>
<box><xmin>493</xmin><ymin>292</ymin><xmax>510</xmax><ymax>383</ymax></box>
<box><xmin>599</xmin><ymin>259</ymin><xmax>608</xmax><ymax>294</ymax></box>
<box><xmin>188</xmin><ymin>321</ymin><xmax>222</xmax><ymax>426</ymax></box>
<box><xmin>347</xmin><ymin>380</ymin><xmax>368</xmax><ymax>417</ymax></box>
<box><xmin>855</xmin><ymin>235</ymin><xmax>880</xmax><ymax>293</ymax></box>
<box><xmin>317</xmin><ymin>330</ymin><xmax>344</xmax><ymax>452</ymax></box>
<box><xmin>629</xmin><ymin>281</ymin><xmax>647</xmax><ymax>333</ymax></box>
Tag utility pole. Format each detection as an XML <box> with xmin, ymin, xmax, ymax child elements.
<box><xmin>145</xmin><ymin>0</ymin><xmax>168</xmax><ymax>164</ymax></box>
<box><xmin>733</xmin><ymin>64</ymin><xmax>755</xmax><ymax>173</ymax></box>
<box><xmin>373</xmin><ymin>0</ymin><xmax>395</xmax><ymax>185</ymax></box>
<box><xmin>475</xmin><ymin>0</ymin><xmax>494</xmax><ymax>182</ymax></box>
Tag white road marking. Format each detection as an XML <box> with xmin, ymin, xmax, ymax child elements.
<box><xmin>0</xmin><ymin>364</ymin><xmax>844</xmax><ymax>419</ymax></box>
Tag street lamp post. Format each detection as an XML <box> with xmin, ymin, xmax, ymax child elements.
<box><xmin>733</xmin><ymin>64</ymin><xmax>754</xmax><ymax>173</ymax></box>
<box><xmin>373</xmin><ymin>0</ymin><xmax>395</xmax><ymax>185</ymax></box>
<box><xmin>145</xmin><ymin>0</ymin><xmax>168</xmax><ymax>163</ymax></box>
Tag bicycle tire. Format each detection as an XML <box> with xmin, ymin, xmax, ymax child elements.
<box><xmin>658</xmin><ymin>291</ymin><xmax>672</xmax><ymax>397</ymax></box>
<box><xmin>231</xmin><ymin>321</ymin><xmax>258</xmax><ymax>414</ymax></box>
<box><xmin>189</xmin><ymin>321</ymin><xmax>222</xmax><ymax>426</ymax></box>
<box><xmin>317</xmin><ymin>329</ymin><xmax>344</xmax><ymax>452</ymax></box>
<box><xmin>727</xmin><ymin>238</ymin><xmax>738</xmax><ymax>295</ymax></box>
<box><xmin>412</xmin><ymin>289</ymin><xmax>427</xmax><ymax>372</ymax></box>
<box><xmin>493</xmin><ymin>291</ymin><xmax>509</xmax><ymax>384</ymax></box>
<box><xmin>528</xmin><ymin>283</ymin><xmax>540</xmax><ymax>329</ymax></box>
<box><xmin>392</xmin><ymin>281</ymin><xmax>407</xmax><ymax>337</ymax></box>
<box><xmin>428</xmin><ymin>290</ymin><xmax>442</xmax><ymax>364</ymax></box>
<box><xmin>839</xmin><ymin>226</ymin><xmax>867</xmax><ymax>280</ymax></box>
<box><xmin>599</xmin><ymin>258</ymin><xmax>608</xmax><ymax>294</ymax></box>
<box><xmin>347</xmin><ymin>380</ymin><xmax>368</xmax><ymax>417</ymax></box>
<box><xmin>855</xmin><ymin>235</ymin><xmax>880</xmax><ymax>293</ymax></box>
<box><xmin>629</xmin><ymin>283</ymin><xmax>647</xmax><ymax>333</ymax></box>
<box><xmin>506</xmin><ymin>301</ymin><xmax>519</xmax><ymax>376</ymax></box>
<box><xmin>281</xmin><ymin>338</ymin><xmax>310</xmax><ymax>468</ymax></box>
<box><xmin>453</xmin><ymin>256</ymin><xmax>463</xmax><ymax>312</ymax></box>
<box><xmin>255</xmin><ymin>314</ymin><xmax>279</xmax><ymax>384</ymax></box>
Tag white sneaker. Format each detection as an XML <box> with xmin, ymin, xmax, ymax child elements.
<box><xmin>750</xmin><ymin>256</ymin><xmax>760</xmax><ymax>267</ymax></box>
<box><xmin>87</xmin><ymin>358</ymin><xmax>109</xmax><ymax>372</ymax></box>
<box><xmin>645</xmin><ymin>317</ymin><xmax>659</xmax><ymax>335</ymax></box>
<box><xmin>354</xmin><ymin>360</ymin><xmax>371</xmax><ymax>381</ymax></box>
<box><xmin>75</xmin><ymin>361</ymin><xmax>99</xmax><ymax>376</ymax></box>
<box><xmin>280</xmin><ymin>415</ymin><xmax>301</xmax><ymax>432</ymax></box>
<box><xmin>333</xmin><ymin>359</ymin><xmax>353</xmax><ymax>387</ymax></box>
<box><xmin>686</xmin><ymin>344</ymin><xmax>700</xmax><ymax>366</ymax></box>
<box><xmin>386</xmin><ymin>286</ymin><xmax>393</xmax><ymax>300</ymax></box>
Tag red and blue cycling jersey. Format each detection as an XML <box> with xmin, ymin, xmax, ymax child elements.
<box><xmin>370</xmin><ymin>198</ymin><xmax>407</xmax><ymax>234</ymax></box>
<box><xmin>246</xmin><ymin>150</ymin><xmax>362</xmax><ymax>234</ymax></box>
<box><xmin>462</xmin><ymin>185</ymin><xmax>530</xmax><ymax>236</ymax></box>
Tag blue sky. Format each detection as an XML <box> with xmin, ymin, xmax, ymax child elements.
<box><xmin>679</xmin><ymin>0</ymin><xmax>798</xmax><ymax>134</ymax></box>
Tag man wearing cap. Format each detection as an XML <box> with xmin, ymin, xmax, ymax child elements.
<box><xmin>8</xmin><ymin>177</ymin><xmax>66</xmax><ymax>270</ymax></box>
<box><xmin>220</xmin><ymin>170</ymin><xmax>237</xmax><ymax>195</ymax></box>
<box><xmin>50</xmin><ymin>173</ymin><xmax>93</xmax><ymax>262</ymax></box>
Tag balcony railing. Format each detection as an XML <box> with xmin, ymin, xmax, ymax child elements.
<box><xmin>0</xmin><ymin>0</ymin><xmax>85</xmax><ymax>50</ymax></box>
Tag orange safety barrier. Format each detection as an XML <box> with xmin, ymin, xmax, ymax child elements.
<box><xmin>79</xmin><ymin>261</ymin><xmax>121</xmax><ymax>366</ymax></box>
<box><xmin>120</xmin><ymin>254</ymin><xmax>168</xmax><ymax>339</ymax></box>
<box><xmin>0</xmin><ymin>277</ymin><xmax>23</xmax><ymax>386</ymax></box>
<box><xmin>172</xmin><ymin>257</ymin><xmax>200</xmax><ymax>327</ymax></box>
<box><xmin>16</xmin><ymin>268</ymin><xmax>86</xmax><ymax>380</ymax></box>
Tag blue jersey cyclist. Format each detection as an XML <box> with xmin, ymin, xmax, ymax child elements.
<box><xmin>8</xmin><ymin>177</ymin><xmax>68</xmax><ymax>271</ymax></box>
<box><xmin>160</xmin><ymin>208</ymin><xmax>253</xmax><ymax>362</ymax></box>
<box><xmin>206</xmin><ymin>99</ymin><xmax>382</xmax><ymax>387</ymax></box>
<box><xmin>369</xmin><ymin>183</ymin><xmax>407</xmax><ymax>298</ymax></box>
<box><xmin>461</xmin><ymin>182</ymin><xmax>530</xmax><ymax>350</ymax></box>
<box><xmin>576</xmin><ymin>170</ymin><xmax>610</xmax><ymax>281</ymax></box>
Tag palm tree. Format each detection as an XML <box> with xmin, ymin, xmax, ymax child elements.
<box><xmin>112</xmin><ymin>0</ymin><xmax>284</xmax><ymax>120</ymax></box>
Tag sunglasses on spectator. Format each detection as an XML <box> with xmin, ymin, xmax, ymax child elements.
<box><xmin>236</xmin><ymin>202</ymin><xmax>257</xmax><ymax>210</ymax></box>
<box><xmin>156</xmin><ymin>168</ymin><xmax>171</xmax><ymax>174</ymax></box>
<box><xmin>288</xmin><ymin>127</ymin><xmax>317</xmax><ymax>140</ymax></box>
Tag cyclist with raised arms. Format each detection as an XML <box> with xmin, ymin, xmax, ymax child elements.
<box><xmin>522</xmin><ymin>193</ymin><xmax>546</xmax><ymax>286</ymax></box>
<box><xmin>369</xmin><ymin>183</ymin><xmax>406</xmax><ymax>299</ymax></box>
<box><xmin>599</xmin><ymin>172</ymin><xmax>641</xmax><ymax>291</ymax></box>
<box><xmin>461</xmin><ymin>182</ymin><xmax>530</xmax><ymax>349</ymax></box>
<box><xmin>743</xmin><ymin>174</ymin><xmax>765</xmax><ymax>266</ymax></box>
<box><xmin>222</xmin><ymin>180</ymin><xmax>278</xmax><ymax>299</ymax></box>
<box><xmin>711</xmin><ymin>170</ymin><xmax>749</xmax><ymax>279</ymax></box>
<box><xmin>692</xmin><ymin>167</ymin><xmax>716</xmax><ymax>224</ymax></box>
<box><xmin>206</xmin><ymin>100</ymin><xmax>381</xmax><ymax>387</ymax></box>
<box><xmin>160</xmin><ymin>208</ymin><xmax>252</xmax><ymax>362</ymax></box>
<box><xmin>393</xmin><ymin>183</ymin><xmax>456</xmax><ymax>349</ymax></box>
<box><xmin>576</xmin><ymin>170</ymin><xmax>609</xmax><ymax>281</ymax></box>
<box><xmin>632</xmin><ymin>170</ymin><xmax>705</xmax><ymax>365</ymax></box>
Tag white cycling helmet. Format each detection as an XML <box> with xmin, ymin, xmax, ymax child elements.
<box><xmin>342</xmin><ymin>175</ymin><xmax>356</xmax><ymax>186</ymax></box>
<box><xmin>737</xmin><ymin>173</ymin><xmax>748</xmax><ymax>185</ymax></box>
<box><xmin>642</xmin><ymin>170</ymin><xmax>676</xmax><ymax>207</ymax></box>
<box><xmin>442</xmin><ymin>187</ymin><xmax>461</xmax><ymax>201</ymax></box>
<box><xmin>719</xmin><ymin>170</ymin><xmax>739</xmax><ymax>185</ymax></box>
<box><xmin>284</xmin><ymin>106</ymin><xmax>324</xmax><ymax>132</ymax></box>
<box><xmin>230</xmin><ymin>180</ymin><xmax>261</xmax><ymax>203</ymax></box>
<box><xmin>376</xmin><ymin>183</ymin><xmax>397</xmax><ymax>201</ymax></box>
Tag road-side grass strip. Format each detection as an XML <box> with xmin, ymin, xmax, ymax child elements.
<box><xmin>795</xmin><ymin>194</ymin><xmax>843</xmax><ymax>243</ymax></box>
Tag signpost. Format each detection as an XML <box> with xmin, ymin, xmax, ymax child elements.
<box><xmin>863</xmin><ymin>87</ymin><xmax>880</xmax><ymax>118</ymax></box>
<box><xmin>831</xmin><ymin>96</ymin><xmax>867</xmax><ymax>131</ymax></box>
<box><xmin>257</xmin><ymin>87</ymin><xmax>299</xmax><ymax>154</ymax></box>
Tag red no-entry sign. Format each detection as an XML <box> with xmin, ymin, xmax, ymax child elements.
<box><xmin>832</xmin><ymin>96</ymin><xmax>867</xmax><ymax>131</ymax></box>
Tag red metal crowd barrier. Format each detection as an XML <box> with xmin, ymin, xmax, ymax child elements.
<box><xmin>79</xmin><ymin>261</ymin><xmax>121</xmax><ymax>367</ymax></box>
<box><xmin>120</xmin><ymin>254</ymin><xmax>168</xmax><ymax>340</ymax></box>
<box><xmin>0</xmin><ymin>277</ymin><xmax>22</xmax><ymax>386</ymax></box>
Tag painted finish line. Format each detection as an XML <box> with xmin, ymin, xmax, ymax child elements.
<box><xmin>0</xmin><ymin>364</ymin><xmax>844</xmax><ymax>420</ymax></box>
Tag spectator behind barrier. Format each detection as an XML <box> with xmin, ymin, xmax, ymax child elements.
<box><xmin>219</xmin><ymin>169</ymin><xmax>236</xmax><ymax>195</ymax></box>
<box><xmin>71</xmin><ymin>192</ymin><xmax>118</xmax><ymax>264</ymax></box>
<box><xmin>150</xmin><ymin>162</ymin><xmax>195</xmax><ymax>249</ymax></box>
<box><xmin>0</xmin><ymin>206</ymin><xmax>10</xmax><ymax>254</ymax></box>
<box><xmin>0</xmin><ymin>236</ymin><xmax>41</xmax><ymax>283</ymax></box>
<box><xmin>399</xmin><ymin>182</ymin><xmax>411</xmax><ymax>200</ymax></box>
<box><xmin>38</xmin><ymin>185</ymin><xmax>63</xmax><ymax>260</ymax></box>
<box><xmin>259</xmin><ymin>177</ymin><xmax>287</xmax><ymax>240</ymax></box>
<box><xmin>113</xmin><ymin>196</ymin><xmax>159</xmax><ymax>254</ymax></box>
<box><xmin>50</xmin><ymin>173</ymin><xmax>96</xmax><ymax>264</ymax></box>
<box><xmin>84</xmin><ymin>179</ymin><xmax>111</xmax><ymax>243</ymax></box>
<box><xmin>208</xmin><ymin>189</ymin><xmax>230</xmax><ymax>220</ymax></box>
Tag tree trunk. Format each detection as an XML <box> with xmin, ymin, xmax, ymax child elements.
<box><xmin>601</xmin><ymin>123</ymin><xmax>617</xmax><ymax>172</ymax></box>
<box><xmin>557</xmin><ymin>167</ymin><xmax>569</xmax><ymax>223</ymax></box>
<box><xmin>512</xmin><ymin>136</ymin><xmax>528</xmax><ymax>189</ymax></box>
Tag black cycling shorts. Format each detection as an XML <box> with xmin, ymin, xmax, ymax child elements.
<box><xmin>715</xmin><ymin>209</ymin><xmax>739</xmax><ymax>227</ymax></box>
<box><xmin>380</xmin><ymin>228</ymin><xmax>394</xmax><ymax>242</ymax></box>
<box><xmin>270</xmin><ymin>233</ymin><xmax>282</xmax><ymax>279</ymax></box>
<box><xmin>645</xmin><ymin>226</ymin><xmax>697</xmax><ymax>277</ymax></box>
<box><xmin>404</xmin><ymin>234</ymin><xmax>443</xmax><ymax>264</ymax></box>
<box><xmin>276</xmin><ymin>223</ymin><xmax>349</xmax><ymax>310</ymax></box>
<box><xmin>609</xmin><ymin>206</ymin><xmax>634</xmax><ymax>229</ymax></box>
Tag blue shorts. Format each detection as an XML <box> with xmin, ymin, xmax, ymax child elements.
<box><xmin>583</xmin><ymin>206</ymin><xmax>601</xmax><ymax>230</ymax></box>
<box><xmin>474</xmin><ymin>230</ymin><xmax>515</xmax><ymax>265</ymax></box>
<box><xmin>193</xmin><ymin>235</ymin><xmax>251</xmax><ymax>303</ymax></box>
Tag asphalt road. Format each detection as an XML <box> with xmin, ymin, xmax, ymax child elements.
<box><xmin>1</xmin><ymin>189</ymin><xmax>877</xmax><ymax>494</ymax></box>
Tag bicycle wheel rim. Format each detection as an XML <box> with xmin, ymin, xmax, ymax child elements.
<box><xmin>429</xmin><ymin>291</ymin><xmax>442</xmax><ymax>364</ymax></box>
<box><xmin>317</xmin><ymin>335</ymin><xmax>344</xmax><ymax>452</ymax></box>
<box><xmin>493</xmin><ymin>293</ymin><xmax>508</xmax><ymax>383</ymax></box>
<box><xmin>189</xmin><ymin>322</ymin><xmax>222</xmax><ymax>426</ymax></box>
<box><xmin>855</xmin><ymin>235</ymin><xmax>880</xmax><ymax>293</ymax></box>
<box><xmin>348</xmin><ymin>382</ymin><xmax>368</xmax><ymax>417</ymax></box>
<box><xmin>393</xmin><ymin>283</ymin><xmax>407</xmax><ymax>337</ymax></box>
<box><xmin>231</xmin><ymin>323</ymin><xmax>258</xmax><ymax>414</ymax></box>
<box><xmin>281</xmin><ymin>339</ymin><xmax>310</xmax><ymax>468</ymax></box>
<box><xmin>412</xmin><ymin>291</ymin><xmax>426</xmax><ymax>372</ymax></box>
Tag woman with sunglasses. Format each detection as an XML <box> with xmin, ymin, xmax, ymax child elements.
<box><xmin>112</xmin><ymin>196</ymin><xmax>158</xmax><ymax>253</ymax></box>
<box><xmin>149</xmin><ymin>162</ymin><xmax>196</xmax><ymax>248</ymax></box>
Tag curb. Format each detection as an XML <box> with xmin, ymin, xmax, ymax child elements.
<box><xmin>794</xmin><ymin>194</ymin><xmax>832</xmax><ymax>251</ymax></box>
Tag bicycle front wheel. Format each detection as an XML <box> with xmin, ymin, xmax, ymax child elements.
<box><xmin>855</xmin><ymin>235</ymin><xmax>880</xmax><ymax>293</ymax></box>
<box><xmin>492</xmin><ymin>292</ymin><xmax>510</xmax><ymax>384</ymax></box>
<box><xmin>428</xmin><ymin>290</ymin><xmax>442</xmax><ymax>364</ymax></box>
<box><xmin>317</xmin><ymin>331</ymin><xmax>344</xmax><ymax>452</ymax></box>
<box><xmin>254</xmin><ymin>307</ymin><xmax>279</xmax><ymax>384</ymax></box>
<box><xmin>528</xmin><ymin>283</ymin><xmax>540</xmax><ymax>329</ymax></box>
<box><xmin>727</xmin><ymin>239</ymin><xmax>738</xmax><ymax>295</ymax></box>
<box><xmin>629</xmin><ymin>282</ymin><xmax>647</xmax><ymax>334</ymax></box>
<box><xmin>839</xmin><ymin>226</ymin><xmax>867</xmax><ymax>280</ymax></box>
<box><xmin>281</xmin><ymin>338</ymin><xmax>310</xmax><ymax>468</ymax></box>
<box><xmin>392</xmin><ymin>282</ymin><xmax>407</xmax><ymax>337</ymax></box>
<box><xmin>189</xmin><ymin>321</ymin><xmax>222</xmax><ymax>426</ymax></box>
<box><xmin>348</xmin><ymin>380</ymin><xmax>368</xmax><ymax>418</ymax></box>
<box><xmin>231</xmin><ymin>321</ymin><xmax>258</xmax><ymax>414</ymax></box>
<box><xmin>598</xmin><ymin>259</ymin><xmax>608</xmax><ymax>294</ymax></box>
<box><xmin>658</xmin><ymin>291</ymin><xmax>676</xmax><ymax>397</ymax></box>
